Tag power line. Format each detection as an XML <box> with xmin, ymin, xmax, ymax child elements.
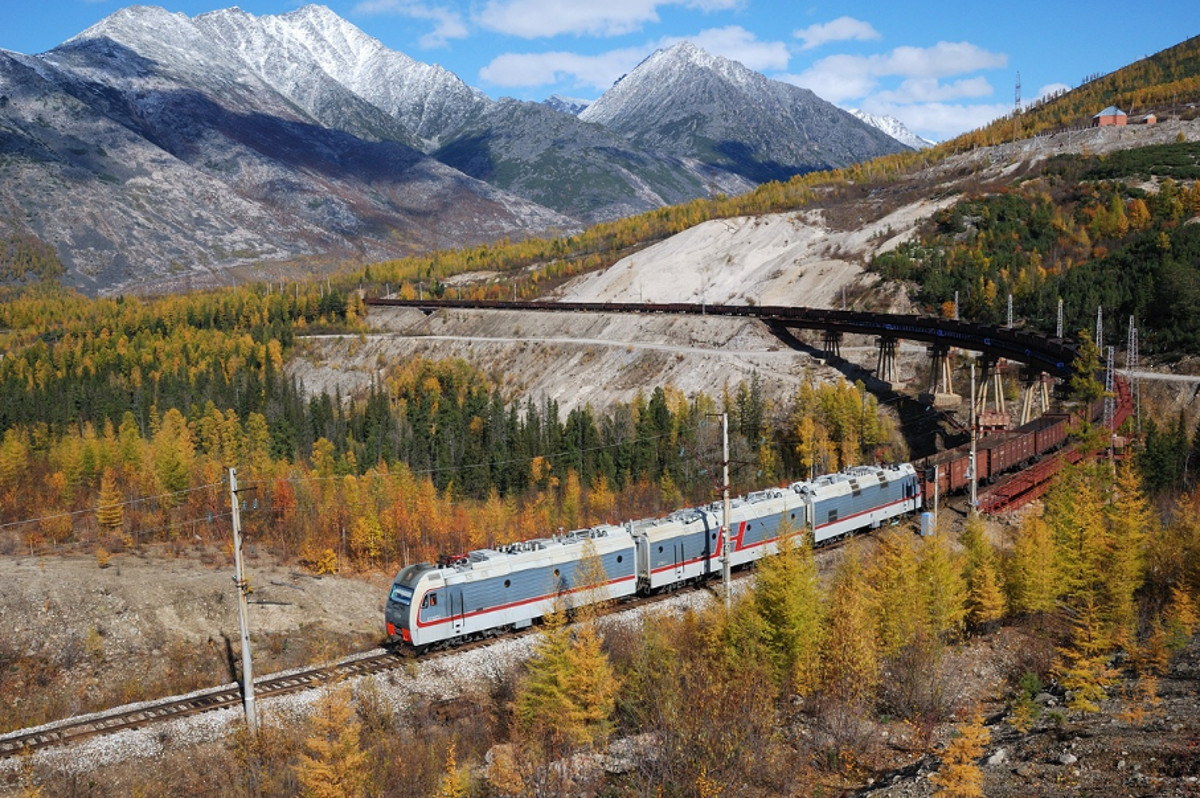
<box><xmin>0</xmin><ymin>480</ymin><xmax>225</xmax><ymax>532</ymax></box>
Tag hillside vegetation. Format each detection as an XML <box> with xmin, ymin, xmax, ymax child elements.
<box><xmin>956</xmin><ymin>33</ymin><xmax>1200</xmax><ymax>149</ymax></box>
<box><xmin>870</xmin><ymin>141</ymin><xmax>1200</xmax><ymax>355</ymax></box>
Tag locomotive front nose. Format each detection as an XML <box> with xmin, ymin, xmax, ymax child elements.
<box><xmin>386</xmin><ymin>581</ymin><xmax>416</xmax><ymax>643</ymax></box>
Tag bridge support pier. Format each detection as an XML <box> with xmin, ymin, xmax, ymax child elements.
<box><xmin>974</xmin><ymin>356</ymin><xmax>1010</xmax><ymax>428</ymax></box>
<box><xmin>1020</xmin><ymin>369</ymin><xmax>1052</xmax><ymax>425</ymax></box>
<box><xmin>822</xmin><ymin>329</ymin><xmax>843</xmax><ymax>361</ymax></box>
<box><xmin>927</xmin><ymin>344</ymin><xmax>955</xmax><ymax>395</ymax></box>
<box><xmin>875</xmin><ymin>336</ymin><xmax>898</xmax><ymax>385</ymax></box>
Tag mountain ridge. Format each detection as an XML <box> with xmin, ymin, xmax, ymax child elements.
<box><xmin>0</xmin><ymin>4</ymin><xmax>908</xmax><ymax>294</ymax></box>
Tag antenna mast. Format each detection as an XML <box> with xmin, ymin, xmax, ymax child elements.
<box><xmin>1014</xmin><ymin>71</ymin><xmax>1022</xmax><ymax>141</ymax></box>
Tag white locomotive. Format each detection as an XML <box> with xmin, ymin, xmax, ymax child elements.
<box><xmin>386</xmin><ymin>463</ymin><xmax>920</xmax><ymax>651</ymax></box>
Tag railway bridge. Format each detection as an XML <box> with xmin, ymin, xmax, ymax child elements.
<box><xmin>364</xmin><ymin>297</ymin><xmax>1081</xmax><ymax>420</ymax></box>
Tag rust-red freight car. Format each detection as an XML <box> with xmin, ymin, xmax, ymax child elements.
<box><xmin>982</xmin><ymin>429</ymin><xmax>1037</xmax><ymax>479</ymax></box>
<box><xmin>1033</xmin><ymin>413</ymin><xmax>1070</xmax><ymax>454</ymax></box>
<box><xmin>921</xmin><ymin>447</ymin><xmax>972</xmax><ymax>498</ymax></box>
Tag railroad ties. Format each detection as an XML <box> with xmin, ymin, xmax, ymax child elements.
<box><xmin>0</xmin><ymin>650</ymin><xmax>408</xmax><ymax>758</ymax></box>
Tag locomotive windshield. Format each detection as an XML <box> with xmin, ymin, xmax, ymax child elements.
<box><xmin>389</xmin><ymin>584</ymin><xmax>413</xmax><ymax>606</ymax></box>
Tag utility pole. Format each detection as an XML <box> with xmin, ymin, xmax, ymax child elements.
<box><xmin>720</xmin><ymin>412</ymin><xmax>732</xmax><ymax>612</ymax></box>
<box><xmin>230</xmin><ymin>468</ymin><xmax>257</xmax><ymax>733</ymax></box>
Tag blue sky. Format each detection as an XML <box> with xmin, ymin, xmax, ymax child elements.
<box><xmin>2</xmin><ymin>0</ymin><xmax>1195</xmax><ymax>141</ymax></box>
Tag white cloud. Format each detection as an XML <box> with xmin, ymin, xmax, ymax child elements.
<box><xmin>782</xmin><ymin>54</ymin><xmax>879</xmax><ymax>103</ymax></box>
<box><xmin>480</xmin><ymin>47</ymin><xmax>648</xmax><ymax>89</ymax></box>
<box><xmin>473</xmin><ymin>0</ymin><xmax>746</xmax><ymax>39</ymax></box>
<box><xmin>874</xmin><ymin>76</ymin><xmax>994</xmax><ymax>104</ymax></box>
<box><xmin>786</xmin><ymin>41</ymin><xmax>1006</xmax><ymax>104</ymax></box>
<box><xmin>793</xmin><ymin>16</ymin><xmax>880</xmax><ymax>50</ymax></box>
<box><xmin>352</xmin><ymin>0</ymin><xmax>468</xmax><ymax>47</ymax></box>
<box><xmin>475</xmin><ymin>0</ymin><xmax>664</xmax><ymax>38</ymax></box>
<box><xmin>683</xmin><ymin>0</ymin><xmax>745</xmax><ymax>10</ymax></box>
<box><xmin>878</xmin><ymin>41</ymin><xmax>1007</xmax><ymax>79</ymax></box>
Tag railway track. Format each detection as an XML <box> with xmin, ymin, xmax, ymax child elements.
<box><xmin>0</xmin><ymin>649</ymin><xmax>410</xmax><ymax>758</ymax></box>
<box><xmin>0</xmin><ymin>570</ymin><xmax>747</xmax><ymax>759</ymax></box>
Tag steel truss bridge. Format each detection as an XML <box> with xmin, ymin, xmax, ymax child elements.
<box><xmin>364</xmin><ymin>298</ymin><xmax>1080</xmax><ymax>381</ymax></box>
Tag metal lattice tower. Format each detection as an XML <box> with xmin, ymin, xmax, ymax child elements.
<box><xmin>1128</xmin><ymin>315</ymin><xmax>1141</xmax><ymax>435</ymax></box>
<box><xmin>1096</xmin><ymin>306</ymin><xmax>1104</xmax><ymax>351</ymax></box>
<box><xmin>1057</xmin><ymin>298</ymin><xmax>1064</xmax><ymax>339</ymax></box>
<box><xmin>1104</xmin><ymin>345</ymin><xmax>1115</xmax><ymax>433</ymax></box>
<box><xmin>1007</xmin><ymin>294</ymin><xmax>1013</xmax><ymax>328</ymax></box>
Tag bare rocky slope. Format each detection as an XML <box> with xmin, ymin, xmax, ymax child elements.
<box><xmin>291</xmin><ymin>118</ymin><xmax>1200</xmax><ymax>421</ymax></box>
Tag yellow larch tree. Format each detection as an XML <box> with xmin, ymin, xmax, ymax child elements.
<box><xmin>751</xmin><ymin>528</ymin><xmax>823</xmax><ymax>695</ymax></box>
<box><xmin>1007</xmin><ymin>513</ymin><xmax>1059</xmax><ymax>616</ymax></box>
<box><xmin>821</xmin><ymin>551</ymin><xmax>880</xmax><ymax>705</ymax></box>
<box><xmin>931</xmin><ymin>711</ymin><xmax>990</xmax><ymax>797</ymax></box>
<box><xmin>1104</xmin><ymin>464</ymin><xmax>1150</xmax><ymax>648</ymax></box>
<box><xmin>294</xmin><ymin>685</ymin><xmax>369</xmax><ymax>798</ymax></box>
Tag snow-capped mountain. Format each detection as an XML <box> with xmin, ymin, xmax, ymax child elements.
<box><xmin>542</xmin><ymin>95</ymin><xmax>592</xmax><ymax>116</ymax></box>
<box><xmin>580</xmin><ymin>42</ymin><xmax>907</xmax><ymax>182</ymax></box>
<box><xmin>193</xmin><ymin>5</ymin><xmax>489</xmax><ymax>148</ymax></box>
<box><xmin>848</xmin><ymin>109</ymin><xmax>936</xmax><ymax>150</ymax></box>
<box><xmin>0</xmin><ymin>5</ymin><xmax>572</xmax><ymax>294</ymax></box>
<box><xmin>0</xmin><ymin>5</ymin><xmax>912</xmax><ymax>294</ymax></box>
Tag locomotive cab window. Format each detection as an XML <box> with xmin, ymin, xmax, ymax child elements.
<box><xmin>421</xmin><ymin>592</ymin><xmax>437</xmax><ymax>608</ymax></box>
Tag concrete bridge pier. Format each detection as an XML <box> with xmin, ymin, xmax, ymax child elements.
<box><xmin>974</xmin><ymin>356</ymin><xmax>1011</xmax><ymax>429</ymax></box>
<box><xmin>923</xmin><ymin>343</ymin><xmax>961</xmax><ymax>409</ymax></box>
<box><xmin>1019</xmin><ymin>368</ymin><xmax>1052</xmax><ymax>425</ymax></box>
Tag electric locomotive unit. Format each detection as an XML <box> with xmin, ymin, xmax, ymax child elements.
<box><xmin>386</xmin><ymin>462</ymin><xmax>922</xmax><ymax>651</ymax></box>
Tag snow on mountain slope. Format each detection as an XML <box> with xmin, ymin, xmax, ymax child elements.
<box><xmin>849</xmin><ymin>109</ymin><xmax>936</xmax><ymax>149</ymax></box>
<box><xmin>579</xmin><ymin>42</ymin><xmax>907</xmax><ymax>181</ymax></box>
<box><xmin>195</xmin><ymin>4</ymin><xmax>488</xmax><ymax>147</ymax></box>
<box><xmin>542</xmin><ymin>95</ymin><xmax>592</xmax><ymax>116</ymax></box>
